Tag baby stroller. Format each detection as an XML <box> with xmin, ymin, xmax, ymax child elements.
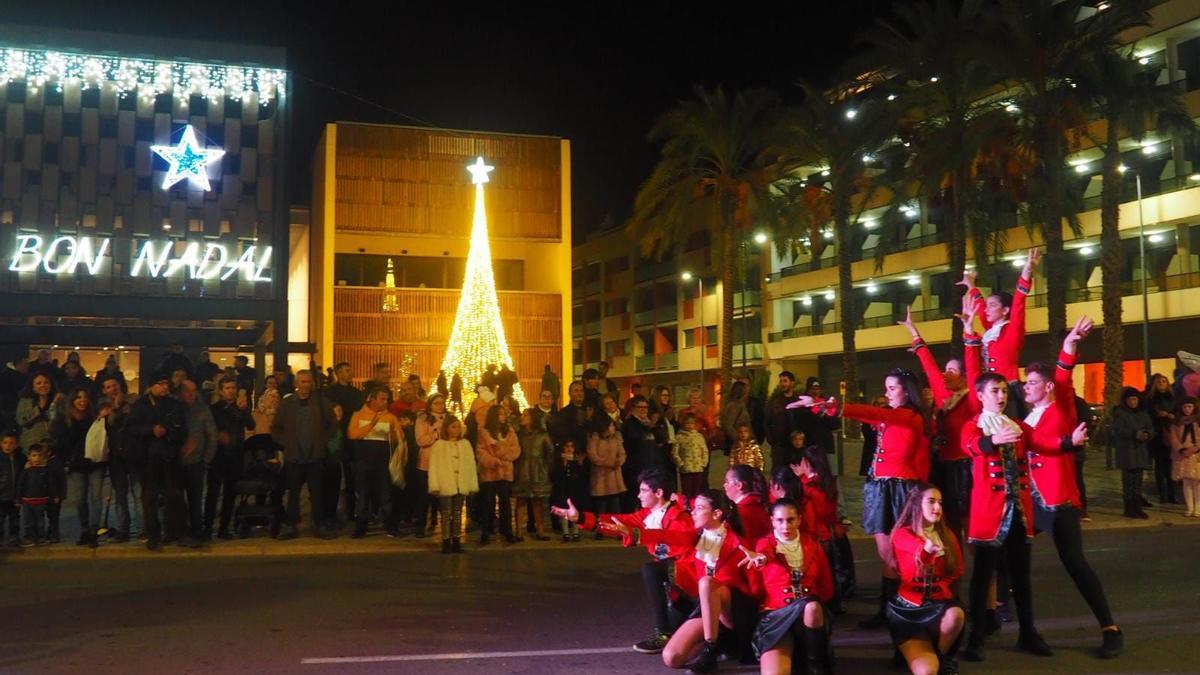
<box><xmin>233</xmin><ymin>434</ymin><xmax>285</xmax><ymax>539</ymax></box>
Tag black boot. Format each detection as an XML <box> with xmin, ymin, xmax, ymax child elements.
<box><xmin>804</xmin><ymin>626</ymin><xmax>831</xmax><ymax>675</ymax></box>
<box><xmin>1099</xmin><ymin>628</ymin><xmax>1123</xmax><ymax>659</ymax></box>
<box><xmin>962</xmin><ymin>631</ymin><xmax>986</xmax><ymax>662</ymax></box>
<box><xmin>684</xmin><ymin>640</ymin><xmax>720</xmax><ymax>673</ymax></box>
<box><xmin>858</xmin><ymin>577</ymin><xmax>895</xmax><ymax>629</ymax></box>
<box><xmin>1017</xmin><ymin>630</ymin><xmax>1053</xmax><ymax>657</ymax></box>
<box><xmin>441</xmin><ymin>539</ymin><xmax>451</xmax><ymax>554</ymax></box>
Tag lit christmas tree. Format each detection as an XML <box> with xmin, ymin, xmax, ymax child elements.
<box><xmin>436</xmin><ymin>157</ymin><xmax>528</xmax><ymax>411</ymax></box>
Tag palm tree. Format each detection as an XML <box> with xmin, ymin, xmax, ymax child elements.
<box><xmin>781</xmin><ymin>82</ymin><xmax>894</xmax><ymax>401</ymax></box>
<box><xmin>1081</xmin><ymin>45</ymin><xmax>1196</xmax><ymax>411</ymax></box>
<box><xmin>858</xmin><ymin>0</ymin><xmax>1006</xmax><ymax>353</ymax></box>
<box><xmin>991</xmin><ymin>0</ymin><xmax>1151</xmax><ymax>341</ymax></box>
<box><xmin>626</xmin><ymin>87</ymin><xmax>794</xmax><ymax>398</ymax></box>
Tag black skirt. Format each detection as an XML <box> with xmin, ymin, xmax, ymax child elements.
<box><xmin>886</xmin><ymin>597</ymin><xmax>960</xmax><ymax>646</ymax></box>
<box><xmin>862</xmin><ymin>478</ymin><xmax>918</xmax><ymax>535</ymax></box>
<box><xmin>935</xmin><ymin>458</ymin><xmax>973</xmax><ymax>520</ymax></box>
<box><xmin>752</xmin><ymin>599</ymin><xmax>828</xmax><ymax>657</ymax></box>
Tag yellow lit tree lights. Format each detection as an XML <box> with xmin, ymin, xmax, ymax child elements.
<box><xmin>436</xmin><ymin>157</ymin><xmax>528</xmax><ymax>411</ymax></box>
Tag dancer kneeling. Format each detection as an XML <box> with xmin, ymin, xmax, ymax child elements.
<box><xmin>602</xmin><ymin>489</ymin><xmax>755</xmax><ymax>673</ymax></box>
<box><xmin>551</xmin><ymin>468</ymin><xmax>695</xmax><ymax>654</ymax></box>
<box><xmin>888</xmin><ymin>484</ymin><xmax>965</xmax><ymax>675</ymax></box>
<box><xmin>743</xmin><ymin>498</ymin><xmax>834</xmax><ymax>675</ymax></box>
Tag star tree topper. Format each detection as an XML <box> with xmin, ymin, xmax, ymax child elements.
<box><xmin>467</xmin><ymin>156</ymin><xmax>494</xmax><ymax>184</ymax></box>
<box><xmin>152</xmin><ymin>125</ymin><xmax>225</xmax><ymax>191</ymax></box>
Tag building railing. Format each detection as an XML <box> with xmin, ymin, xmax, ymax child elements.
<box><xmin>767</xmin><ymin>272</ymin><xmax>1200</xmax><ymax>343</ymax></box>
<box><xmin>635</xmin><ymin>352</ymin><xmax>680</xmax><ymax>372</ymax></box>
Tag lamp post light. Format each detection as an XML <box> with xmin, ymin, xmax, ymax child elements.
<box><xmin>682</xmin><ymin>271</ymin><xmax>704</xmax><ymax>393</ymax></box>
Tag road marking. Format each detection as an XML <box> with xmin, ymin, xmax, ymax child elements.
<box><xmin>302</xmin><ymin>647</ymin><xmax>632</xmax><ymax>664</ymax></box>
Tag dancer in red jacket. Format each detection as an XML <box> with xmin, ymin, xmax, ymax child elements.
<box><xmin>791</xmin><ymin>368</ymin><xmax>932</xmax><ymax>629</ymax></box>
<box><xmin>743</xmin><ymin>498</ymin><xmax>834</xmax><ymax>675</ymax></box>
<box><xmin>603</xmin><ymin>489</ymin><xmax>755</xmax><ymax>673</ymax></box>
<box><xmin>1022</xmin><ymin>316</ymin><xmax>1123</xmax><ymax>659</ymax></box>
<box><xmin>899</xmin><ymin>298</ymin><xmax>981</xmax><ymax>542</ymax></box>
<box><xmin>887</xmin><ymin>484</ymin><xmax>966</xmax><ymax>675</ymax></box>
<box><xmin>961</xmin><ymin>248</ymin><xmax>1039</xmax><ymax>383</ymax></box>
<box><xmin>551</xmin><ymin>468</ymin><xmax>696</xmax><ymax>654</ymax></box>
<box><xmin>960</xmin><ymin>372</ymin><xmax>1052</xmax><ymax>661</ymax></box>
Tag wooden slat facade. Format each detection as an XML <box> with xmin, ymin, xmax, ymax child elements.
<box><xmin>333</xmin><ymin>124</ymin><xmax>561</xmax><ymax>240</ymax></box>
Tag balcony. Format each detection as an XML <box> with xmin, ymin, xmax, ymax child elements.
<box><xmin>732</xmin><ymin>290</ymin><xmax>762</xmax><ymax>309</ymax></box>
<box><xmin>636</xmin><ymin>352</ymin><xmax>680</xmax><ymax>372</ymax></box>
<box><xmin>768</xmin><ymin>306</ymin><xmax>954</xmax><ymax>342</ymax></box>
<box><xmin>635</xmin><ymin>260</ymin><xmax>677</xmax><ymax>283</ymax></box>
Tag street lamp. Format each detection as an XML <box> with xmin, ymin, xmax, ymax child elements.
<box><xmin>682</xmin><ymin>271</ymin><xmax>704</xmax><ymax>394</ymax></box>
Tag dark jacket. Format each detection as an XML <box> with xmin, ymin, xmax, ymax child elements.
<box><xmin>271</xmin><ymin>392</ymin><xmax>336</xmax><ymax>464</ymax></box>
<box><xmin>182</xmin><ymin>401</ymin><xmax>218</xmax><ymax>467</ymax></box>
<box><xmin>51</xmin><ymin>412</ymin><xmax>99</xmax><ymax>472</ymax></box>
<box><xmin>125</xmin><ymin>393</ymin><xmax>188</xmax><ymax>462</ymax></box>
<box><xmin>1110</xmin><ymin>398</ymin><xmax>1153</xmax><ymax>470</ymax></box>
<box><xmin>210</xmin><ymin>399</ymin><xmax>255</xmax><ymax>457</ymax></box>
<box><xmin>0</xmin><ymin>450</ymin><xmax>25</xmax><ymax>502</ymax></box>
<box><xmin>195</xmin><ymin>360</ymin><xmax>222</xmax><ymax>385</ymax></box>
<box><xmin>793</xmin><ymin>407</ymin><xmax>841</xmax><ymax>456</ymax></box>
<box><xmin>765</xmin><ymin>391</ymin><xmax>800</xmax><ymax>451</ymax></box>
<box><xmin>19</xmin><ymin>464</ymin><xmax>64</xmax><ymax>502</ymax></box>
<box><xmin>323</xmin><ymin>383</ymin><xmax>364</xmax><ymax>435</ymax></box>
<box><xmin>102</xmin><ymin>398</ymin><xmax>133</xmax><ymax>461</ymax></box>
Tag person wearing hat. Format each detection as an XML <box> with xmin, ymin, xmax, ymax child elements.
<box><xmin>124</xmin><ymin>370</ymin><xmax>188</xmax><ymax>550</ymax></box>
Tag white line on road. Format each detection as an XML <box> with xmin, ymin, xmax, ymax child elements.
<box><xmin>302</xmin><ymin>647</ymin><xmax>632</xmax><ymax>664</ymax></box>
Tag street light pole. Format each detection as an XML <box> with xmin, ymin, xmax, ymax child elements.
<box><xmin>1136</xmin><ymin>174</ymin><xmax>1151</xmax><ymax>386</ymax></box>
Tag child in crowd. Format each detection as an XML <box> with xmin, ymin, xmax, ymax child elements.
<box><xmin>427</xmin><ymin>416</ymin><xmax>478</xmax><ymax>554</ymax></box>
<box><xmin>19</xmin><ymin>444</ymin><xmax>62</xmax><ymax>546</ymax></box>
<box><xmin>672</xmin><ymin>414</ymin><xmax>709</xmax><ymax>500</ymax></box>
<box><xmin>550</xmin><ymin>439</ymin><xmax>589</xmax><ymax>542</ymax></box>
<box><xmin>514</xmin><ymin>409</ymin><xmax>554</xmax><ymax>541</ymax></box>
<box><xmin>730</xmin><ymin>423</ymin><xmax>764</xmax><ymax>471</ymax></box>
<box><xmin>587</xmin><ymin>416</ymin><xmax>627</xmax><ymax>520</ymax></box>
<box><xmin>0</xmin><ymin>431</ymin><xmax>24</xmax><ymax>546</ymax></box>
<box><xmin>1169</xmin><ymin>397</ymin><xmax>1200</xmax><ymax>517</ymax></box>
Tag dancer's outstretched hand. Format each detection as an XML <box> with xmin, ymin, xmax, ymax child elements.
<box><xmin>956</xmin><ymin>268</ymin><xmax>977</xmax><ymax>290</ymax></box>
<box><xmin>786</xmin><ymin>396</ymin><xmax>816</xmax><ymax>410</ymax></box>
<box><xmin>1065</xmin><ymin>316</ymin><xmax>1094</xmax><ymax>347</ymax></box>
<box><xmin>599</xmin><ymin>517</ymin><xmax>630</xmax><ymax>537</ymax></box>
<box><xmin>549</xmin><ymin>499</ymin><xmax>579</xmax><ymax>523</ymax></box>
<box><xmin>1024</xmin><ymin>248</ymin><xmax>1042</xmax><ymax>276</ymax></box>
<box><xmin>955</xmin><ymin>293</ymin><xmax>978</xmax><ymax>333</ymax></box>
<box><xmin>737</xmin><ymin>545</ymin><xmax>766</xmax><ymax>569</ymax></box>
<box><xmin>897</xmin><ymin>306</ymin><xmax>918</xmax><ymax>339</ymax></box>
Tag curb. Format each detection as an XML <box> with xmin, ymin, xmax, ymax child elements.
<box><xmin>4</xmin><ymin>511</ymin><xmax>1197</xmax><ymax>561</ymax></box>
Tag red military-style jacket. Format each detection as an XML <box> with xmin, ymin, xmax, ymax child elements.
<box><xmin>1025</xmin><ymin>349</ymin><xmax>1082</xmax><ymax>510</ymax></box>
<box><xmin>912</xmin><ymin>336</ymin><xmax>980</xmax><ymax>462</ymax></box>
<box><xmin>800</xmin><ymin>475</ymin><xmax>841</xmax><ymax>542</ymax></box>
<box><xmin>581</xmin><ymin>501</ymin><xmax>694</xmax><ymax>561</ymax></box>
<box><xmin>638</xmin><ymin>525</ymin><xmax>752</xmax><ymax>599</ymax></box>
<box><xmin>969</xmin><ymin>274</ymin><xmax>1031</xmax><ymax>382</ymax></box>
<box><xmin>961</xmin><ymin>415</ymin><xmax>1035</xmax><ymax>545</ymax></box>
<box><xmin>892</xmin><ymin>526</ymin><xmax>964</xmax><ymax>606</ymax></box>
<box><xmin>746</xmin><ymin>532</ymin><xmax>834</xmax><ymax>611</ymax></box>
<box><xmin>734</xmin><ymin>493</ymin><xmax>772</xmax><ymax>548</ymax></box>
<box><xmin>843</xmin><ymin>403</ymin><xmax>930</xmax><ymax>481</ymax></box>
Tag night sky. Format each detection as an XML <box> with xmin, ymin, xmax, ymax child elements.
<box><xmin>6</xmin><ymin>1</ymin><xmax>894</xmax><ymax>240</ymax></box>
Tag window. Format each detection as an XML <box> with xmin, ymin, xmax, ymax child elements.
<box><xmin>604</xmin><ymin>298</ymin><xmax>628</xmax><ymax>317</ymax></box>
<box><xmin>683</xmin><ymin>325</ymin><xmax>718</xmax><ymax>348</ymax></box>
<box><xmin>605</xmin><ymin>339</ymin><xmax>631</xmax><ymax>358</ymax></box>
<box><xmin>605</xmin><ymin>255</ymin><xmax>630</xmax><ymax>275</ymax></box>
<box><xmin>333</xmin><ymin>253</ymin><xmax>522</xmax><ymax>290</ymax></box>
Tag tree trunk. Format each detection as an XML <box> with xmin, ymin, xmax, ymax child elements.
<box><xmin>1042</xmin><ymin>134</ymin><xmax>1069</xmax><ymax>343</ymax></box>
<box><xmin>948</xmin><ymin>167</ymin><xmax>970</xmax><ymax>355</ymax></box>
<box><xmin>719</xmin><ymin>225</ymin><xmax>735</xmax><ymax>405</ymax></box>
<box><xmin>1099</xmin><ymin>120</ymin><xmax>1125</xmax><ymax>412</ymax></box>
<box><xmin>834</xmin><ymin>194</ymin><xmax>858</xmax><ymax>402</ymax></box>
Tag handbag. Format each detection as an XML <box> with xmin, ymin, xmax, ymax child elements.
<box><xmin>318</xmin><ymin>392</ymin><xmax>344</xmax><ymax>459</ymax></box>
<box><xmin>85</xmin><ymin>417</ymin><xmax>109</xmax><ymax>463</ymax></box>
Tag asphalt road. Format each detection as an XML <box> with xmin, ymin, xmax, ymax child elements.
<box><xmin>1</xmin><ymin>525</ymin><xmax>1196</xmax><ymax>674</ymax></box>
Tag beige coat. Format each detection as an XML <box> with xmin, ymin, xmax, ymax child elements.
<box><xmin>587</xmin><ymin>432</ymin><xmax>627</xmax><ymax>497</ymax></box>
<box><xmin>428</xmin><ymin>439</ymin><xmax>480</xmax><ymax>496</ymax></box>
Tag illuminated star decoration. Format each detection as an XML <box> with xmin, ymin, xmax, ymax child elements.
<box><xmin>151</xmin><ymin>125</ymin><xmax>225</xmax><ymax>190</ymax></box>
<box><xmin>466</xmin><ymin>156</ymin><xmax>494</xmax><ymax>184</ymax></box>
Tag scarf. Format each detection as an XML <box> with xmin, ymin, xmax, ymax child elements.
<box><xmin>977</xmin><ymin>410</ymin><xmax>1021</xmax><ymax>436</ymax></box>
<box><xmin>981</xmin><ymin>318</ymin><xmax>1008</xmax><ymax>346</ymax></box>
<box><xmin>695</xmin><ymin>524</ymin><xmax>727</xmax><ymax>567</ymax></box>
<box><xmin>775</xmin><ymin>534</ymin><xmax>804</xmax><ymax>569</ymax></box>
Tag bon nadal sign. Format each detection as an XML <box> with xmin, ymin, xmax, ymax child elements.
<box><xmin>8</xmin><ymin>233</ymin><xmax>273</xmax><ymax>282</ymax></box>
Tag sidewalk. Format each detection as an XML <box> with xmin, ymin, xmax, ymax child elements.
<box><xmin>6</xmin><ymin>439</ymin><xmax>1197</xmax><ymax>562</ymax></box>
